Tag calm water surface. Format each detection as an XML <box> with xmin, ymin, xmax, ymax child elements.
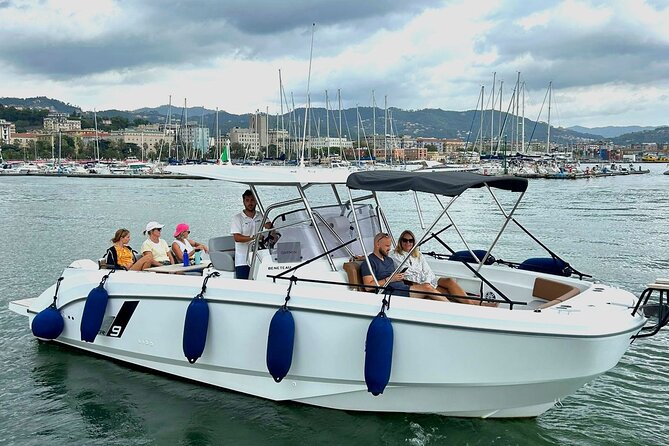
<box><xmin>1</xmin><ymin>165</ymin><xmax>668</xmax><ymax>445</ymax></box>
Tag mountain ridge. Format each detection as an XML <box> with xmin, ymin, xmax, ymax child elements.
<box><xmin>2</xmin><ymin>96</ymin><xmax>668</xmax><ymax>145</ymax></box>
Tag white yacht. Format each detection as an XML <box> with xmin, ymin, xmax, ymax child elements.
<box><xmin>9</xmin><ymin>167</ymin><xmax>668</xmax><ymax>418</ymax></box>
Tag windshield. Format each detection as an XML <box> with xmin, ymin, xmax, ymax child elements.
<box><xmin>271</xmin><ymin>203</ymin><xmax>380</xmax><ymax>262</ymax></box>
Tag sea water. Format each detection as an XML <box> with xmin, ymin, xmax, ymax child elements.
<box><xmin>0</xmin><ymin>165</ymin><xmax>668</xmax><ymax>445</ymax></box>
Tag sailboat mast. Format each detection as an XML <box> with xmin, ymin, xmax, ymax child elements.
<box><xmin>384</xmin><ymin>95</ymin><xmax>388</xmax><ymax>164</ymax></box>
<box><xmin>160</xmin><ymin>95</ymin><xmax>172</xmax><ymax>161</ymax></box>
<box><xmin>216</xmin><ymin>107</ymin><xmax>220</xmax><ymax>162</ymax></box>
<box><xmin>338</xmin><ymin>89</ymin><xmax>342</xmax><ymax>161</ymax></box>
<box><xmin>184</xmin><ymin>98</ymin><xmax>188</xmax><ymax>161</ymax></box>
<box><xmin>265</xmin><ymin>105</ymin><xmax>269</xmax><ymax>159</ymax></box>
<box><xmin>279</xmin><ymin>69</ymin><xmax>285</xmax><ymax>159</ymax></box>
<box><xmin>299</xmin><ymin>23</ymin><xmax>316</xmax><ymax>167</ymax></box>
<box><xmin>491</xmin><ymin>72</ymin><xmax>495</xmax><ymax>155</ymax></box>
<box><xmin>291</xmin><ymin>92</ymin><xmax>296</xmax><ymax>161</ymax></box>
<box><xmin>521</xmin><ymin>82</ymin><xmax>525</xmax><ymax>154</ymax></box>
<box><xmin>546</xmin><ymin>81</ymin><xmax>552</xmax><ymax>153</ymax></box>
<box><xmin>356</xmin><ymin>104</ymin><xmax>360</xmax><ymax>160</ymax></box>
<box><xmin>498</xmin><ymin>81</ymin><xmax>503</xmax><ymax>155</ymax></box>
<box><xmin>479</xmin><ymin>86</ymin><xmax>484</xmax><ymax>154</ymax></box>
<box><xmin>325</xmin><ymin>90</ymin><xmax>330</xmax><ymax>158</ymax></box>
<box><xmin>93</xmin><ymin>108</ymin><xmax>100</xmax><ymax>161</ymax></box>
<box><xmin>372</xmin><ymin>90</ymin><xmax>376</xmax><ymax>161</ymax></box>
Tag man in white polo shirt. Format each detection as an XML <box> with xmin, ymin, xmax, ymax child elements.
<box><xmin>231</xmin><ymin>189</ymin><xmax>271</xmax><ymax>279</ymax></box>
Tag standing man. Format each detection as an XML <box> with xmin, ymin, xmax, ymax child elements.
<box><xmin>231</xmin><ymin>189</ymin><xmax>271</xmax><ymax>279</ymax></box>
<box><xmin>360</xmin><ymin>232</ymin><xmax>449</xmax><ymax>301</ymax></box>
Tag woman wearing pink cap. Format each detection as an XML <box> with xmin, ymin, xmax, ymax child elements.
<box><xmin>171</xmin><ymin>223</ymin><xmax>209</xmax><ymax>263</ymax></box>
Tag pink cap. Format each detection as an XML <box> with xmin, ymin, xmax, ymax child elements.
<box><xmin>174</xmin><ymin>223</ymin><xmax>190</xmax><ymax>237</ymax></box>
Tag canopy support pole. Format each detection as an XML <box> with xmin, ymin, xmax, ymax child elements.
<box><xmin>414</xmin><ymin>191</ymin><xmax>426</xmax><ymax>230</ymax></box>
<box><xmin>348</xmin><ymin>188</ymin><xmax>379</xmax><ymax>287</ymax></box>
<box><xmin>297</xmin><ymin>185</ymin><xmax>337</xmax><ymax>271</ymax></box>
<box><xmin>477</xmin><ymin>187</ymin><xmax>525</xmax><ymax>272</ymax></box>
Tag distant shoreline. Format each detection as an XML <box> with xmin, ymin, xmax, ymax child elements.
<box><xmin>0</xmin><ymin>172</ymin><xmax>207</xmax><ymax>179</ymax></box>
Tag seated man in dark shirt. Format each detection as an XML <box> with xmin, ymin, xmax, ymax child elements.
<box><xmin>360</xmin><ymin>233</ymin><xmax>449</xmax><ymax>301</ymax></box>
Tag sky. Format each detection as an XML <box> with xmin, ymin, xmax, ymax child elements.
<box><xmin>1</xmin><ymin>0</ymin><xmax>668</xmax><ymax>128</ymax></box>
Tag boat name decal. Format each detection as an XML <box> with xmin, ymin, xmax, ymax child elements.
<box><xmin>100</xmin><ymin>300</ymin><xmax>139</xmax><ymax>338</ymax></box>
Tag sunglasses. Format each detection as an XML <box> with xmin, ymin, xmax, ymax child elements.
<box><xmin>401</xmin><ymin>237</ymin><xmax>415</xmax><ymax>244</ymax></box>
<box><xmin>154</xmin><ymin>228</ymin><xmax>162</xmax><ymax>232</ymax></box>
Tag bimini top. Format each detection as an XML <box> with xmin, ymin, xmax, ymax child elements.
<box><xmin>346</xmin><ymin>170</ymin><xmax>528</xmax><ymax>196</ymax></box>
<box><xmin>166</xmin><ymin>164</ymin><xmax>352</xmax><ymax>185</ymax></box>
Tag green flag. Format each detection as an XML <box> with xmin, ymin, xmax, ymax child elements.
<box><xmin>221</xmin><ymin>142</ymin><xmax>229</xmax><ymax>163</ymax></box>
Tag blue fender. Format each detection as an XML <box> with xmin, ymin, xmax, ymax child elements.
<box><xmin>183</xmin><ymin>297</ymin><xmax>209</xmax><ymax>364</ymax></box>
<box><xmin>266</xmin><ymin>307</ymin><xmax>295</xmax><ymax>382</ymax></box>
<box><xmin>31</xmin><ymin>305</ymin><xmax>64</xmax><ymax>340</ymax></box>
<box><xmin>518</xmin><ymin>257</ymin><xmax>573</xmax><ymax>276</ymax></box>
<box><xmin>364</xmin><ymin>313</ymin><xmax>394</xmax><ymax>396</ymax></box>
<box><xmin>80</xmin><ymin>285</ymin><xmax>109</xmax><ymax>343</ymax></box>
<box><xmin>449</xmin><ymin>250</ymin><xmax>496</xmax><ymax>265</ymax></box>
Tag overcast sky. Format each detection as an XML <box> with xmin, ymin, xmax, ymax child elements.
<box><xmin>1</xmin><ymin>0</ymin><xmax>668</xmax><ymax>127</ymax></box>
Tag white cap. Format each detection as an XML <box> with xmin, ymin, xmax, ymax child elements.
<box><xmin>145</xmin><ymin>221</ymin><xmax>164</xmax><ymax>233</ymax></box>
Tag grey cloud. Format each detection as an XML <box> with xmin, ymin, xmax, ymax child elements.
<box><xmin>0</xmin><ymin>0</ymin><xmax>441</xmax><ymax>78</ymax></box>
<box><xmin>478</xmin><ymin>3</ymin><xmax>669</xmax><ymax>90</ymax></box>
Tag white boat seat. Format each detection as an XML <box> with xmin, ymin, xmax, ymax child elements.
<box><xmin>532</xmin><ymin>277</ymin><xmax>580</xmax><ymax>309</ymax></box>
<box><xmin>209</xmin><ymin>236</ymin><xmax>235</xmax><ymax>272</ymax></box>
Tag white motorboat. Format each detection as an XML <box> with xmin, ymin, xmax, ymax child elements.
<box><xmin>9</xmin><ymin>167</ymin><xmax>668</xmax><ymax>418</ymax></box>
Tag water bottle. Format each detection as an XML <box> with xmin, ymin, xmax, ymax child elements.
<box><xmin>194</xmin><ymin>250</ymin><xmax>201</xmax><ymax>265</ymax></box>
<box><xmin>183</xmin><ymin>249</ymin><xmax>189</xmax><ymax>266</ymax></box>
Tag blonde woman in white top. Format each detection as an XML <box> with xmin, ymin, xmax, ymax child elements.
<box><xmin>141</xmin><ymin>221</ymin><xmax>175</xmax><ymax>266</ymax></box>
<box><xmin>390</xmin><ymin>229</ymin><xmax>483</xmax><ymax>305</ymax></box>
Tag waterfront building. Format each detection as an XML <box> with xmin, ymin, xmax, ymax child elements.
<box><xmin>442</xmin><ymin>139</ymin><xmax>466</xmax><ymax>153</ymax></box>
<box><xmin>0</xmin><ymin>119</ymin><xmax>13</xmax><ymax>144</ymax></box>
<box><xmin>43</xmin><ymin>112</ymin><xmax>82</xmax><ymax>132</ymax></box>
<box><xmin>307</xmin><ymin>136</ymin><xmax>354</xmax><ymax>151</ymax></box>
<box><xmin>250</xmin><ymin>113</ymin><xmax>269</xmax><ymax>147</ymax></box>
<box><xmin>112</xmin><ymin>128</ymin><xmax>172</xmax><ymax>156</ymax></box>
<box><xmin>190</xmin><ymin>126</ymin><xmax>210</xmax><ymax>154</ymax></box>
<box><xmin>403</xmin><ymin>147</ymin><xmax>429</xmax><ymax>161</ymax></box>
<box><xmin>268</xmin><ymin>129</ymin><xmax>290</xmax><ymax>149</ymax></box>
<box><xmin>10</xmin><ymin>132</ymin><xmax>38</xmax><ymax>148</ymax></box>
<box><xmin>79</xmin><ymin>130</ymin><xmax>113</xmax><ymax>147</ymax></box>
<box><xmin>416</xmin><ymin>137</ymin><xmax>444</xmax><ymax>152</ymax></box>
<box><xmin>365</xmin><ymin>134</ymin><xmax>402</xmax><ymax>152</ymax></box>
<box><xmin>400</xmin><ymin>135</ymin><xmax>417</xmax><ymax>149</ymax></box>
<box><xmin>229</xmin><ymin>127</ymin><xmax>259</xmax><ymax>154</ymax></box>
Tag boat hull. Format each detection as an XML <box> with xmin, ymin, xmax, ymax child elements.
<box><xmin>11</xmin><ymin>266</ymin><xmax>643</xmax><ymax>418</ymax></box>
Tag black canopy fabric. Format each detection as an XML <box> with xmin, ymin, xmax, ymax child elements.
<box><xmin>346</xmin><ymin>170</ymin><xmax>528</xmax><ymax>196</ymax></box>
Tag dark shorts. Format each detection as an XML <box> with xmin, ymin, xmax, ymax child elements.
<box><xmin>235</xmin><ymin>265</ymin><xmax>251</xmax><ymax>280</ymax></box>
<box><xmin>387</xmin><ymin>282</ymin><xmax>410</xmax><ymax>297</ymax></box>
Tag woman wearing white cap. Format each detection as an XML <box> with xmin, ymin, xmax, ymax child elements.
<box><xmin>141</xmin><ymin>221</ymin><xmax>175</xmax><ymax>266</ymax></box>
